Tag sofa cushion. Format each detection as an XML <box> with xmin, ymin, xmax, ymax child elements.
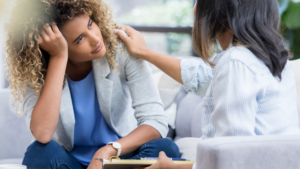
<box><xmin>196</xmin><ymin>135</ymin><xmax>300</xmax><ymax>169</ymax></box>
<box><xmin>174</xmin><ymin>87</ymin><xmax>203</xmax><ymax>141</ymax></box>
<box><xmin>158</xmin><ymin>73</ymin><xmax>182</xmax><ymax>109</ymax></box>
<box><xmin>175</xmin><ymin>137</ymin><xmax>202</xmax><ymax>161</ymax></box>
<box><xmin>0</xmin><ymin>158</ymin><xmax>23</xmax><ymax>165</ymax></box>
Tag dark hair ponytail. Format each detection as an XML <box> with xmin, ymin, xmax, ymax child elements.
<box><xmin>193</xmin><ymin>0</ymin><xmax>290</xmax><ymax>79</ymax></box>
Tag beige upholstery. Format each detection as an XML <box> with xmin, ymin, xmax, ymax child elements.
<box><xmin>290</xmin><ymin>59</ymin><xmax>300</xmax><ymax>126</ymax></box>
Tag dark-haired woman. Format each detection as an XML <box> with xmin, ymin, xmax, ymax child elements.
<box><xmin>115</xmin><ymin>0</ymin><xmax>300</xmax><ymax>168</ymax></box>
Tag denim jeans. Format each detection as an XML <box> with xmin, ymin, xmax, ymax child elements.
<box><xmin>22</xmin><ymin>138</ymin><xmax>180</xmax><ymax>169</ymax></box>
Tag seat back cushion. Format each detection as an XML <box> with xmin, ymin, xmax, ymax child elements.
<box><xmin>290</xmin><ymin>59</ymin><xmax>300</xmax><ymax>127</ymax></box>
<box><xmin>175</xmin><ymin>87</ymin><xmax>203</xmax><ymax>141</ymax></box>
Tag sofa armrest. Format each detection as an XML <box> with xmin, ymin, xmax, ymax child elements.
<box><xmin>0</xmin><ymin>89</ymin><xmax>33</xmax><ymax>160</ymax></box>
<box><xmin>196</xmin><ymin>135</ymin><xmax>300</xmax><ymax>169</ymax></box>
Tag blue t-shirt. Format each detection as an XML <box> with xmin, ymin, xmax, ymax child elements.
<box><xmin>67</xmin><ymin>70</ymin><xmax>121</xmax><ymax>165</ymax></box>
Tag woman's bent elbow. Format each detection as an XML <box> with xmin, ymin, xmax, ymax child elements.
<box><xmin>34</xmin><ymin>135</ymin><xmax>53</xmax><ymax>144</ymax></box>
<box><xmin>31</xmin><ymin>127</ymin><xmax>53</xmax><ymax>144</ymax></box>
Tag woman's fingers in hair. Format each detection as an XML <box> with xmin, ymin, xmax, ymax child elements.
<box><xmin>43</xmin><ymin>23</ymin><xmax>54</xmax><ymax>36</ymax></box>
<box><xmin>42</xmin><ymin>22</ymin><xmax>61</xmax><ymax>37</ymax></box>
<box><xmin>38</xmin><ymin>22</ymin><xmax>68</xmax><ymax>56</ymax></box>
<box><xmin>51</xmin><ymin>22</ymin><xmax>61</xmax><ymax>35</ymax></box>
<box><xmin>40</xmin><ymin>30</ymin><xmax>49</xmax><ymax>42</ymax></box>
<box><xmin>40</xmin><ymin>22</ymin><xmax>62</xmax><ymax>43</ymax></box>
<box><xmin>38</xmin><ymin>35</ymin><xmax>43</xmax><ymax>45</ymax></box>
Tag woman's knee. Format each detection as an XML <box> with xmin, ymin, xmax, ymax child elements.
<box><xmin>151</xmin><ymin>138</ymin><xmax>180</xmax><ymax>158</ymax></box>
<box><xmin>22</xmin><ymin>140</ymin><xmax>65</xmax><ymax>166</ymax></box>
<box><xmin>26</xmin><ymin>140</ymin><xmax>62</xmax><ymax>155</ymax></box>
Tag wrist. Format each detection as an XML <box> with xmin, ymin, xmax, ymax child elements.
<box><xmin>98</xmin><ymin>145</ymin><xmax>118</xmax><ymax>157</ymax></box>
<box><xmin>107</xmin><ymin>144</ymin><xmax>118</xmax><ymax>156</ymax></box>
<box><xmin>50</xmin><ymin>51</ymin><xmax>68</xmax><ymax>61</ymax></box>
<box><xmin>139</xmin><ymin>48</ymin><xmax>153</xmax><ymax>61</ymax></box>
<box><xmin>48</xmin><ymin>54</ymin><xmax>67</xmax><ymax>67</ymax></box>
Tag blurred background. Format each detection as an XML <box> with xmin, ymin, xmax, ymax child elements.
<box><xmin>0</xmin><ymin>0</ymin><xmax>299</xmax><ymax>88</ymax></box>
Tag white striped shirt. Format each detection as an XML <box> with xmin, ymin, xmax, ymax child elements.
<box><xmin>181</xmin><ymin>46</ymin><xmax>300</xmax><ymax>139</ymax></box>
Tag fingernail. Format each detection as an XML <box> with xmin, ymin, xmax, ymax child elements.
<box><xmin>114</xmin><ymin>29</ymin><xmax>118</xmax><ymax>34</ymax></box>
<box><xmin>45</xmin><ymin>23</ymin><xmax>50</xmax><ymax>27</ymax></box>
<box><xmin>52</xmin><ymin>22</ymin><xmax>56</xmax><ymax>25</ymax></box>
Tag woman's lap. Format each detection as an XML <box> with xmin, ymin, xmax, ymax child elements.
<box><xmin>23</xmin><ymin>138</ymin><xmax>180</xmax><ymax>168</ymax></box>
<box><xmin>120</xmin><ymin>138</ymin><xmax>180</xmax><ymax>159</ymax></box>
<box><xmin>22</xmin><ymin>140</ymin><xmax>83</xmax><ymax>169</ymax></box>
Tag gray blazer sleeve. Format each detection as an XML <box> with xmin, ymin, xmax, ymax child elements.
<box><xmin>121</xmin><ymin>49</ymin><xmax>169</xmax><ymax>138</ymax></box>
<box><xmin>22</xmin><ymin>85</ymin><xmax>39</xmax><ymax>132</ymax></box>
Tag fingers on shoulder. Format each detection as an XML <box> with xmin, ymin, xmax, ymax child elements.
<box><xmin>115</xmin><ymin>29</ymin><xmax>129</xmax><ymax>42</ymax></box>
<box><xmin>124</xmin><ymin>25</ymin><xmax>136</xmax><ymax>33</ymax></box>
<box><xmin>117</xmin><ymin>25</ymin><xmax>126</xmax><ymax>31</ymax></box>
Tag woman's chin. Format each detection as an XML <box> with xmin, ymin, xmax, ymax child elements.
<box><xmin>93</xmin><ymin>48</ymin><xmax>107</xmax><ymax>59</ymax></box>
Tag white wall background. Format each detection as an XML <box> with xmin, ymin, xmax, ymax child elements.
<box><xmin>0</xmin><ymin>0</ymin><xmax>14</xmax><ymax>89</ymax></box>
<box><xmin>0</xmin><ymin>15</ymin><xmax>6</xmax><ymax>88</ymax></box>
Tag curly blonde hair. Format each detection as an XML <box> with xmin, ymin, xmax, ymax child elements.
<box><xmin>6</xmin><ymin>0</ymin><xmax>120</xmax><ymax>113</ymax></box>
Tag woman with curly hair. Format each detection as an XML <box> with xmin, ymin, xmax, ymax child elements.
<box><xmin>6</xmin><ymin>0</ymin><xmax>180</xmax><ymax>168</ymax></box>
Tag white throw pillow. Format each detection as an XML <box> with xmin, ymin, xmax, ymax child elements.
<box><xmin>175</xmin><ymin>137</ymin><xmax>202</xmax><ymax>161</ymax></box>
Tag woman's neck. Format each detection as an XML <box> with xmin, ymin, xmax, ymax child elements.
<box><xmin>217</xmin><ymin>30</ymin><xmax>234</xmax><ymax>51</ymax></box>
<box><xmin>66</xmin><ymin>60</ymin><xmax>93</xmax><ymax>81</ymax></box>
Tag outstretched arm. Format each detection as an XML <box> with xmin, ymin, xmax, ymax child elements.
<box><xmin>114</xmin><ymin>26</ymin><xmax>183</xmax><ymax>84</ymax></box>
<box><xmin>115</xmin><ymin>26</ymin><xmax>213</xmax><ymax>96</ymax></box>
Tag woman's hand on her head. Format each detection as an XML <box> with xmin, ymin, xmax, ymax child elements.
<box><xmin>38</xmin><ymin>22</ymin><xmax>68</xmax><ymax>59</ymax></box>
<box><xmin>114</xmin><ymin>25</ymin><xmax>150</xmax><ymax>59</ymax></box>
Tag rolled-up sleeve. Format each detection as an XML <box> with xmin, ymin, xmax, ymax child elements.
<box><xmin>124</xmin><ymin>52</ymin><xmax>168</xmax><ymax>138</ymax></box>
<box><xmin>180</xmin><ymin>59</ymin><xmax>213</xmax><ymax>96</ymax></box>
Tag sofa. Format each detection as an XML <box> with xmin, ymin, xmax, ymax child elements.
<box><xmin>1</xmin><ymin>59</ymin><xmax>300</xmax><ymax>168</ymax></box>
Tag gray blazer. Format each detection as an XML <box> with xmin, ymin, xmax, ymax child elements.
<box><xmin>23</xmin><ymin>46</ymin><xmax>168</xmax><ymax>151</ymax></box>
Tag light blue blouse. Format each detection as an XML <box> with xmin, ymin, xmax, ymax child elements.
<box><xmin>181</xmin><ymin>46</ymin><xmax>300</xmax><ymax>139</ymax></box>
<box><xmin>67</xmin><ymin>70</ymin><xmax>121</xmax><ymax>165</ymax></box>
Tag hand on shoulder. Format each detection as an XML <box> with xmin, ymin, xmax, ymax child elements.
<box><xmin>114</xmin><ymin>25</ymin><xmax>151</xmax><ymax>60</ymax></box>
